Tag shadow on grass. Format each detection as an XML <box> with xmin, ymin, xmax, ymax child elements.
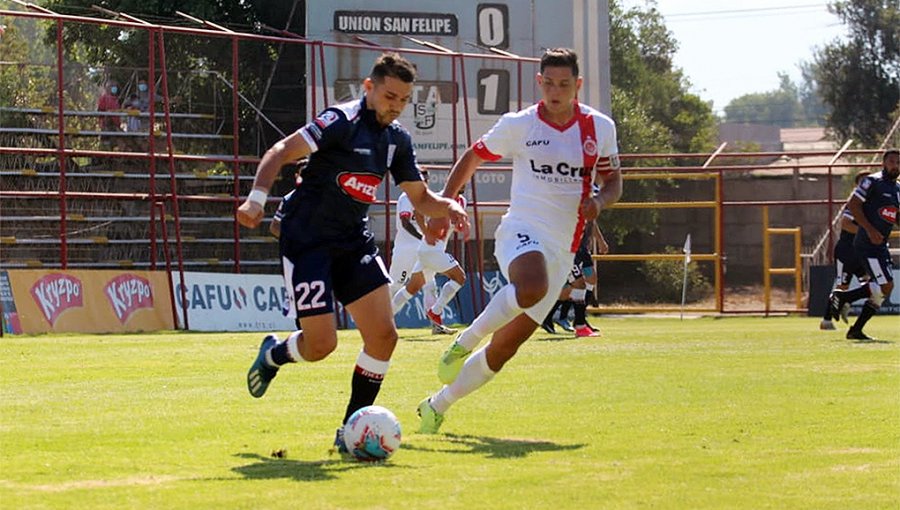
<box><xmin>534</xmin><ymin>334</ymin><xmax>578</xmax><ymax>342</ymax></box>
<box><xmin>850</xmin><ymin>338</ymin><xmax>894</xmax><ymax>344</ymax></box>
<box><xmin>404</xmin><ymin>433</ymin><xmax>585</xmax><ymax>459</ymax></box>
<box><xmin>231</xmin><ymin>452</ymin><xmax>400</xmax><ymax>482</ymax></box>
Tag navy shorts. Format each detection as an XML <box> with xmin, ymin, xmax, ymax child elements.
<box><xmin>281</xmin><ymin>237</ymin><xmax>390</xmax><ymax>319</ymax></box>
<box><xmin>853</xmin><ymin>238</ymin><xmax>895</xmax><ymax>286</ymax></box>
<box><xmin>574</xmin><ymin>244</ymin><xmax>593</xmax><ymax>268</ymax></box>
<box><xmin>833</xmin><ymin>231</ymin><xmax>866</xmax><ymax>285</ymax></box>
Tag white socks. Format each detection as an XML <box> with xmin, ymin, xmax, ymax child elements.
<box><xmin>431</xmin><ymin>280</ymin><xmax>463</xmax><ymax>315</ymax></box>
<box><xmin>456</xmin><ymin>284</ymin><xmax>522</xmax><ymax>351</ymax></box>
<box><xmin>391</xmin><ymin>287</ymin><xmax>414</xmax><ymax>315</ymax></box>
<box><xmin>430</xmin><ymin>347</ymin><xmax>495</xmax><ymax>414</ymax></box>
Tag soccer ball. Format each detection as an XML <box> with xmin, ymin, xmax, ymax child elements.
<box><xmin>342</xmin><ymin>405</ymin><xmax>402</xmax><ymax>462</ymax></box>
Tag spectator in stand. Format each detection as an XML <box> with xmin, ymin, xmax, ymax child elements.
<box><xmin>97</xmin><ymin>80</ymin><xmax>122</xmax><ymax>153</ymax></box>
<box><xmin>136</xmin><ymin>79</ymin><xmax>161</xmax><ymax>131</ymax></box>
<box><xmin>124</xmin><ymin>93</ymin><xmax>142</xmax><ymax>133</ymax></box>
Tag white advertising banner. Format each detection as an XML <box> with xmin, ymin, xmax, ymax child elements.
<box><xmin>171</xmin><ymin>272</ymin><xmax>295</xmax><ymax>332</ymax></box>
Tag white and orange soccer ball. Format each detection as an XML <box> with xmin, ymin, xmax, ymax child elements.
<box><xmin>342</xmin><ymin>405</ymin><xmax>402</xmax><ymax>462</ymax></box>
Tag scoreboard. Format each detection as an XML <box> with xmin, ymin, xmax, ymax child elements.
<box><xmin>306</xmin><ymin>0</ymin><xmax>611</xmax><ymax>164</ymax></box>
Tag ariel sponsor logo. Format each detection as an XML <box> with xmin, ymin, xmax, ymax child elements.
<box><xmin>30</xmin><ymin>274</ymin><xmax>83</xmax><ymax>325</ymax></box>
<box><xmin>105</xmin><ymin>274</ymin><xmax>153</xmax><ymax>323</ymax></box>
<box><xmin>337</xmin><ymin>172</ymin><xmax>381</xmax><ymax>203</ymax></box>
<box><xmin>878</xmin><ymin>206</ymin><xmax>897</xmax><ymax>224</ymax></box>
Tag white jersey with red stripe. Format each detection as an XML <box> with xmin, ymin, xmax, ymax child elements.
<box><xmin>393</xmin><ymin>192</ymin><xmax>421</xmax><ymax>248</ymax></box>
<box><xmin>473</xmin><ymin>101</ymin><xmax>618</xmax><ymax>252</ymax></box>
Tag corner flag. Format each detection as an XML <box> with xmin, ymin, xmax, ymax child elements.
<box><xmin>681</xmin><ymin>234</ymin><xmax>692</xmax><ymax>319</ymax></box>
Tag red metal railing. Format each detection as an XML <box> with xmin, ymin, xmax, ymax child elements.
<box><xmin>0</xmin><ymin>7</ymin><xmax>890</xmax><ymax>320</ymax></box>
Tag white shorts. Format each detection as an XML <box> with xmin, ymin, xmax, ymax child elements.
<box><xmin>494</xmin><ymin>217</ymin><xmax>574</xmax><ymax>323</ymax></box>
<box><xmin>412</xmin><ymin>241</ymin><xmax>459</xmax><ymax>274</ymax></box>
<box><xmin>389</xmin><ymin>242</ymin><xmax>419</xmax><ymax>289</ymax></box>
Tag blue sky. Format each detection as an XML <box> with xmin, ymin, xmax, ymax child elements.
<box><xmin>619</xmin><ymin>1</ymin><xmax>846</xmax><ymax>113</ymax></box>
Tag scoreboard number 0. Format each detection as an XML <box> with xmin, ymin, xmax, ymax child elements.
<box><xmin>476</xmin><ymin>4</ymin><xmax>509</xmax><ymax>48</ymax></box>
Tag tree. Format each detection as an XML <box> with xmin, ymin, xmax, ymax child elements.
<box><xmin>609</xmin><ymin>1</ymin><xmax>717</xmax><ymax>155</ymax></box>
<box><xmin>808</xmin><ymin>0</ymin><xmax>899</xmax><ymax>145</ymax></box>
<box><xmin>38</xmin><ymin>0</ymin><xmax>302</xmax><ymax>155</ymax></box>
<box><xmin>604</xmin><ymin>1</ymin><xmax>718</xmax><ymax>243</ymax></box>
<box><xmin>724</xmin><ymin>73</ymin><xmax>805</xmax><ymax>127</ymax></box>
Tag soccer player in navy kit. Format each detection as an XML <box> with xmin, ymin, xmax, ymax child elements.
<box><xmin>819</xmin><ymin>171</ymin><xmax>870</xmax><ymax>331</ymax></box>
<box><xmin>829</xmin><ymin>149</ymin><xmax>899</xmax><ymax>340</ymax></box>
<box><xmin>236</xmin><ymin>53</ymin><xmax>468</xmax><ymax>450</ymax></box>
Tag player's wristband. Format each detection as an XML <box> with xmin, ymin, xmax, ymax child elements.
<box><xmin>248</xmin><ymin>189</ymin><xmax>268</xmax><ymax>207</ymax></box>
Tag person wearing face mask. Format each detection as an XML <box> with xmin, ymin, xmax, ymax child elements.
<box><xmin>97</xmin><ymin>80</ymin><xmax>122</xmax><ymax>156</ymax></box>
<box><xmin>135</xmin><ymin>79</ymin><xmax>163</xmax><ymax>132</ymax></box>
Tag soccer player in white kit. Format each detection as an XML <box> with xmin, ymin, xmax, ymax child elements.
<box><xmin>388</xmin><ymin>186</ymin><xmax>433</xmax><ymax>297</ymax></box>
<box><xmin>417</xmin><ymin>48</ymin><xmax>623</xmax><ymax>433</ymax></box>
<box><xmin>391</xmin><ymin>189</ymin><xmax>468</xmax><ymax>329</ymax></box>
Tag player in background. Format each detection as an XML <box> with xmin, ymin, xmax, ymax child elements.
<box><xmin>829</xmin><ymin>149</ymin><xmax>899</xmax><ymax>340</ymax></box>
<box><xmin>236</xmin><ymin>53</ymin><xmax>468</xmax><ymax>452</ymax></box>
<box><xmin>819</xmin><ymin>171</ymin><xmax>870</xmax><ymax>330</ymax></box>
<box><xmin>388</xmin><ymin>172</ymin><xmax>458</xmax><ymax>334</ymax></box>
<box><xmin>417</xmin><ymin>48</ymin><xmax>622</xmax><ymax>434</ymax></box>
<box><xmin>391</xmin><ymin>187</ymin><xmax>467</xmax><ymax>331</ymax></box>
<box><xmin>544</xmin><ymin>219</ymin><xmax>607</xmax><ymax>336</ymax></box>
<box><xmin>388</xmin><ymin>170</ymin><xmax>437</xmax><ymax>300</ymax></box>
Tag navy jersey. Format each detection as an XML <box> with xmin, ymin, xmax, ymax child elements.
<box><xmin>280</xmin><ymin>96</ymin><xmax>423</xmax><ymax>250</ymax></box>
<box><xmin>852</xmin><ymin>171</ymin><xmax>900</xmax><ymax>247</ymax></box>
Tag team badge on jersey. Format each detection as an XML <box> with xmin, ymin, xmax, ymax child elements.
<box><xmin>314</xmin><ymin>110</ymin><xmax>340</xmax><ymax>129</ymax></box>
<box><xmin>337</xmin><ymin>172</ymin><xmax>381</xmax><ymax>203</ymax></box>
<box><xmin>582</xmin><ymin>137</ymin><xmax>598</xmax><ymax>157</ymax></box>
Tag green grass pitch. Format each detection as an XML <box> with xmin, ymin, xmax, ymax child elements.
<box><xmin>1</xmin><ymin>316</ymin><xmax>898</xmax><ymax>509</ymax></box>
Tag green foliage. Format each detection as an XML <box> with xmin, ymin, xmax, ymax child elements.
<box><xmin>1</xmin><ymin>321</ymin><xmax>898</xmax><ymax>509</ymax></box>
<box><xmin>0</xmin><ymin>16</ymin><xmax>57</xmax><ymax>120</ymax></box>
<box><xmin>724</xmin><ymin>73</ymin><xmax>806</xmax><ymax>127</ymax></box>
<box><xmin>604</xmin><ymin>1</ymin><xmax>718</xmax><ymax>243</ymax></box>
<box><xmin>639</xmin><ymin>246</ymin><xmax>711</xmax><ymax>302</ymax></box>
<box><xmin>609</xmin><ymin>0</ymin><xmax>718</xmax><ymax>155</ymax></box>
<box><xmin>808</xmin><ymin>0</ymin><xmax>900</xmax><ymax>145</ymax></box>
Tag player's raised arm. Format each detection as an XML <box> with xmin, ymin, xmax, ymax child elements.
<box><xmin>237</xmin><ymin>131</ymin><xmax>311</xmax><ymax>228</ymax></box>
<box><xmin>401</xmin><ymin>179</ymin><xmax>469</xmax><ymax>244</ymax></box>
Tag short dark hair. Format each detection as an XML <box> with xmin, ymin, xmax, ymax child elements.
<box><xmin>884</xmin><ymin>148</ymin><xmax>899</xmax><ymax>162</ymax></box>
<box><xmin>540</xmin><ymin>48</ymin><xmax>579</xmax><ymax>76</ymax></box>
<box><xmin>370</xmin><ymin>52</ymin><xmax>417</xmax><ymax>83</ymax></box>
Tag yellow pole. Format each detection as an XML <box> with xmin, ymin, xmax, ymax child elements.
<box><xmin>763</xmin><ymin>206</ymin><xmax>770</xmax><ymax>315</ymax></box>
<box><xmin>715</xmin><ymin>172</ymin><xmax>723</xmax><ymax>312</ymax></box>
<box><xmin>795</xmin><ymin>228</ymin><xmax>802</xmax><ymax>310</ymax></box>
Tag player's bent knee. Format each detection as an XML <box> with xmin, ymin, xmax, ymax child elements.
<box><xmin>868</xmin><ymin>281</ymin><xmax>885</xmax><ymax>305</ymax></box>
<box><xmin>516</xmin><ymin>283</ymin><xmax>548</xmax><ymax>308</ymax></box>
<box><xmin>303</xmin><ymin>337</ymin><xmax>338</xmax><ymax>361</ymax></box>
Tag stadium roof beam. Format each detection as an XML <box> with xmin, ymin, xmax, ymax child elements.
<box><xmin>11</xmin><ymin>0</ymin><xmax>53</xmax><ymax>14</ymax></box>
<box><xmin>176</xmin><ymin>10</ymin><xmax>234</xmax><ymax>33</ymax></box>
<box><xmin>463</xmin><ymin>41</ymin><xmax>521</xmax><ymax>58</ymax></box>
<box><xmin>353</xmin><ymin>35</ymin><xmax>385</xmax><ymax>47</ymax></box>
<box><xmin>400</xmin><ymin>35</ymin><xmax>454</xmax><ymax>54</ymax></box>
<box><xmin>702</xmin><ymin>142</ymin><xmax>728</xmax><ymax>169</ymax></box>
<box><xmin>90</xmin><ymin>5</ymin><xmax>153</xmax><ymax>26</ymax></box>
<box><xmin>258</xmin><ymin>22</ymin><xmax>308</xmax><ymax>40</ymax></box>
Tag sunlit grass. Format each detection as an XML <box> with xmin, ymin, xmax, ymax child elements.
<box><xmin>1</xmin><ymin>316</ymin><xmax>898</xmax><ymax>509</ymax></box>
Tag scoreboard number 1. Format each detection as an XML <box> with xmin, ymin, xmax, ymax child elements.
<box><xmin>477</xmin><ymin>69</ymin><xmax>510</xmax><ymax>115</ymax></box>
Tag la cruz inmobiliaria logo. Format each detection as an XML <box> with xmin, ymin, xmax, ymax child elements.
<box><xmin>104</xmin><ymin>274</ymin><xmax>154</xmax><ymax>324</ymax></box>
<box><xmin>30</xmin><ymin>273</ymin><xmax>84</xmax><ymax>326</ymax></box>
